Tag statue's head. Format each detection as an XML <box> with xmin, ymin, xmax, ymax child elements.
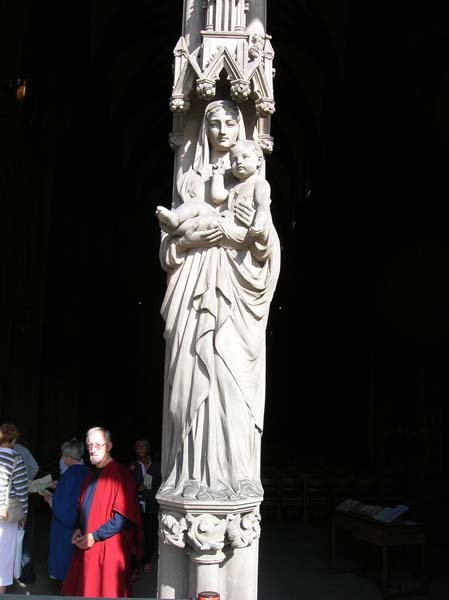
<box><xmin>192</xmin><ymin>100</ymin><xmax>246</xmax><ymax>176</ymax></box>
<box><xmin>205</xmin><ymin>100</ymin><xmax>242</xmax><ymax>153</ymax></box>
<box><xmin>229</xmin><ymin>139</ymin><xmax>264</xmax><ymax>179</ymax></box>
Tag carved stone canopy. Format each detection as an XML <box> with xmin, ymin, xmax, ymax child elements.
<box><xmin>170</xmin><ymin>34</ymin><xmax>275</xmax><ymax>112</ymax></box>
<box><xmin>168</xmin><ymin>1</ymin><xmax>275</xmax><ymax>153</ymax></box>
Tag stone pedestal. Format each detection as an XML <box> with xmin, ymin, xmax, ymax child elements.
<box><xmin>157</xmin><ymin>498</ymin><xmax>262</xmax><ymax>600</ymax></box>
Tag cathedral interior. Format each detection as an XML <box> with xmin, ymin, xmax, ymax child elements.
<box><xmin>1</xmin><ymin>3</ymin><xmax>449</xmax><ymax>592</ymax></box>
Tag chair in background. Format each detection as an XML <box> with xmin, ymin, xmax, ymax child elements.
<box><xmin>303</xmin><ymin>472</ymin><xmax>333</xmax><ymax>522</ymax></box>
<box><xmin>355</xmin><ymin>476</ymin><xmax>378</xmax><ymax>504</ymax></box>
<box><xmin>279</xmin><ymin>471</ymin><xmax>304</xmax><ymax>520</ymax></box>
<box><xmin>328</xmin><ymin>472</ymin><xmax>358</xmax><ymax>511</ymax></box>
<box><xmin>261</xmin><ymin>471</ymin><xmax>281</xmax><ymax>521</ymax></box>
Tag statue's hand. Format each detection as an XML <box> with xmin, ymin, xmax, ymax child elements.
<box><xmin>249</xmin><ymin>212</ymin><xmax>269</xmax><ymax>239</ymax></box>
<box><xmin>212</xmin><ymin>158</ymin><xmax>226</xmax><ymax>176</ymax></box>
<box><xmin>177</xmin><ymin>222</ymin><xmax>223</xmax><ymax>251</ymax></box>
<box><xmin>176</xmin><ymin>229</ymin><xmax>203</xmax><ymax>251</ymax></box>
<box><xmin>234</xmin><ymin>197</ymin><xmax>255</xmax><ymax>228</ymax></box>
<box><xmin>202</xmin><ymin>224</ymin><xmax>223</xmax><ymax>246</ymax></box>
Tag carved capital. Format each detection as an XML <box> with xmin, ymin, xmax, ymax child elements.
<box><xmin>226</xmin><ymin>509</ymin><xmax>261</xmax><ymax>548</ymax></box>
<box><xmin>169</xmin><ymin>95</ymin><xmax>190</xmax><ymax>113</ymax></box>
<box><xmin>230</xmin><ymin>79</ymin><xmax>251</xmax><ymax>103</ymax></box>
<box><xmin>196</xmin><ymin>79</ymin><xmax>216</xmax><ymax>100</ymax></box>
<box><xmin>257</xmin><ymin>134</ymin><xmax>274</xmax><ymax>155</ymax></box>
<box><xmin>186</xmin><ymin>513</ymin><xmax>226</xmax><ymax>552</ymax></box>
<box><xmin>159</xmin><ymin>511</ymin><xmax>187</xmax><ymax>548</ymax></box>
<box><xmin>168</xmin><ymin>131</ymin><xmax>184</xmax><ymax>152</ymax></box>
<box><xmin>159</xmin><ymin>502</ymin><xmax>263</xmax><ymax>551</ymax></box>
<box><xmin>255</xmin><ymin>98</ymin><xmax>275</xmax><ymax>117</ymax></box>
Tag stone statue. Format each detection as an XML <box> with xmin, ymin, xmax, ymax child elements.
<box><xmin>156</xmin><ymin>3</ymin><xmax>278</xmax><ymax>597</ymax></box>
<box><xmin>156</xmin><ymin>138</ymin><xmax>270</xmax><ymax>240</ymax></box>
<box><xmin>157</xmin><ymin>99</ymin><xmax>280</xmax><ymax>501</ymax></box>
<box><xmin>210</xmin><ymin>138</ymin><xmax>272</xmax><ymax>237</ymax></box>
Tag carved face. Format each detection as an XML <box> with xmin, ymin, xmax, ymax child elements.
<box><xmin>230</xmin><ymin>142</ymin><xmax>262</xmax><ymax>180</ymax></box>
<box><xmin>206</xmin><ymin>107</ymin><xmax>240</xmax><ymax>152</ymax></box>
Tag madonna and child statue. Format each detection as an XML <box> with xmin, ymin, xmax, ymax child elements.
<box><xmin>156</xmin><ymin>97</ymin><xmax>280</xmax><ymax>502</ymax></box>
<box><xmin>155</xmin><ymin>3</ymin><xmax>279</xmax><ymax>596</ymax></box>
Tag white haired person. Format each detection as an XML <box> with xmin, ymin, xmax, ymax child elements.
<box><xmin>43</xmin><ymin>438</ymin><xmax>89</xmax><ymax>583</ymax></box>
<box><xmin>62</xmin><ymin>427</ymin><xmax>143</xmax><ymax>598</ymax></box>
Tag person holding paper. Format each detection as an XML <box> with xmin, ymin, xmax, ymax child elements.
<box><xmin>128</xmin><ymin>437</ymin><xmax>161</xmax><ymax>579</ymax></box>
<box><xmin>43</xmin><ymin>438</ymin><xmax>89</xmax><ymax>582</ymax></box>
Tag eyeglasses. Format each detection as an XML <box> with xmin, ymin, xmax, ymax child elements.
<box><xmin>86</xmin><ymin>442</ymin><xmax>107</xmax><ymax>451</ymax></box>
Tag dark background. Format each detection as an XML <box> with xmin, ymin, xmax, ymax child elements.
<box><xmin>1</xmin><ymin>1</ymin><xmax>448</xmax><ymax>508</ymax></box>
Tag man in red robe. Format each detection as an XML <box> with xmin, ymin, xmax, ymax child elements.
<box><xmin>62</xmin><ymin>427</ymin><xmax>144</xmax><ymax>598</ymax></box>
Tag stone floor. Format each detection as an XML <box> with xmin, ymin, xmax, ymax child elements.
<box><xmin>4</xmin><ymin>507</ymin><xmax>449</xmax><ymax>599</ymax></box>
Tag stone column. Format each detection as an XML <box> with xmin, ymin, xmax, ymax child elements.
<box><xmin>158</xmin><ymin>499</ymin><xmax>262</xmax><ymax>600</ymax></box>
<box><xmin>157</xmin><ymin>3</ymin><xmax>278</xmax><ymax>599</ymax></box>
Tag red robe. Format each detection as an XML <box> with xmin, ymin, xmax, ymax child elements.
<box><xmin>62</xmin><ymin>460</ymin><xmax>144</xmax><ymax>598</ymax></box>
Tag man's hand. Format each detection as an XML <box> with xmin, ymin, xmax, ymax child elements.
<box><xmin>71</xmin><ymin>528</ymin><xmax>83</xmax><ymax>544</ymax></box>
<box><xmin>75</xmin><ymin>532</ymin><xmax>96</xmax><ymax>550</ymax></box>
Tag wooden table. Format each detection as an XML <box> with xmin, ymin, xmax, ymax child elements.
<box><xmin>330</xmin><ymin>511</ymin><xmax>428</xmax><ymax>597</ymax></box>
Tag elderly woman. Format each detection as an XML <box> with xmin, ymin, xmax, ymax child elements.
<box><xmin>43</xmin><ymin>438</ymin><xmax>89</xmax><ymax>582</ymax></box>
<box><xmin>0</xmin><ymin>423</ymin><xmax>28</xmax><ymax>594</ymax></box>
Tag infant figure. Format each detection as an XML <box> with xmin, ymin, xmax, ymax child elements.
<box><xmin>211</xmin><ymin>139</ymin><xmax>271</xmax><ymax>238</ymax></box>
<box><xmin>156</xmin><ymin>177</ymin><xmax>222</xmax><ymax>236</ymax></box>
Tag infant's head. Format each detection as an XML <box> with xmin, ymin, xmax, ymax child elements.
<box><xmin>229</xmin><ymin>140</ymin><xmax>263</xmax><ymax>180</ymax></box>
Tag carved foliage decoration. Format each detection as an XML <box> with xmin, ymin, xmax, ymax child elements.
<box><xmin>257</xmin><ymin>134</ymin><xmax>274</xmax><ymax>155</ymax></box>
<box><xmin>226</xmin><ymin>510</ymin><xmax>261</xmax><ymax>548</ymax></box>
<box><xmin>186</xmin><ymin>513</ymin><xmax>227</xmax><ymax>551</ymax></box>
<box><xmin>248</xmin><ymin>34</ymin><xmax>265</xmax><ymax>61</ymax></box>
<box><xmin>169</xmin><ymin>95</ymin><xmax>190</xmax><ymax>113</ymax></box>
<box><xmin>196</xmin><ymin>79</ymin><xmax>217</xmax><ymax>100</ymax></box>
<box><xmin>159</xmin><ymin>508</ymin><xmax>262</xmax><ymax>551</ymax></box>
<box><xmin>230</xmin><ymin>79</ymin><xmax>251</xmax><ymax>102</ymax></box>
<box><xmin>168</xmin><ymin>131</ymin><xmax>184</xmax><ymax>152</ymax></box>
<box><xmin>160</xmin><ymin>511</ymin><xmax>188</xmax><ymax>548</ymax></box>
<box><xmin>255</xmin><ymin>98</ymin><xmax>275</xmax><ymax>117</ymax></box>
